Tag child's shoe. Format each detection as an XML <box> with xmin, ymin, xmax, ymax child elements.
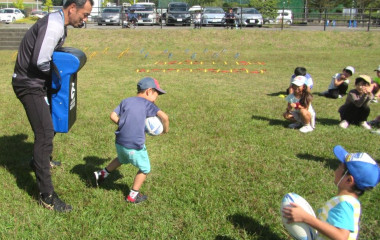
<box><xmin>288</xmin><ymin>122</ymin><xmax>302</xmax><ymax>129</ymax></box>
<box><xmin>371</xmin><ymin>129</ymin><xmax>380</xmax><ymax>135</ymax></box>
<box><xmin>299</xmin><ymin>125</ymin><xmax>313</xmax><ymax>133</ymax></box>
<box><xmin>126</xmin><ymin>193</ymin><xmax>147</xmax><ymax>204</ymax></box>
<box><xmin>94</xmin><ymin>170</ymin><xmax>108</xmax><ymax>186</ymax></box>
<box><xmin>360</xmin><ymin>121</ymin><xmax>371</xmax><ymax>130</ymax></box>
<box><xmin>339</xmin><ymin>120</ymin><xmax>349</xmax><ymax>129</ymax></box>
<box><xmin>370</xmin><ymin>98</ymin><xmax>378</xmax><ymax>103</ymax></box>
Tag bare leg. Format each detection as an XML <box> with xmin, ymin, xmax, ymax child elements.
<box><xmin>132</xmin><ymin>170</ymin><xmax>147</xmax><ymax>191</ymax></box>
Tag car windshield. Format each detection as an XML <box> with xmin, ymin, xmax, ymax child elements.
<box><xmin>242</xmin><ymin>8</ymin><xmax>259</xmax><ymax>14</ymax></box>
<box><xmin>4</xmin><ymin>9</ymin><xmax>14</xmax><ymax>13</ymax></box>
<box><xmin>132</xmin><ymin>5</ymin><xmax>154</xmax><ymax>11</ymax></box>
<box><xmin>169</xmin><ymin>4</ymin><xmax>187</xmax><ymax>11</ymax></box>
<box><xmin>204</xmin><ymin>8</ymin><xmax>224</xmax><ymax>14</ymax></box>
<box><xmin>103</xmin><ymin>8</ymin><xmax>120</xmax><ymax>13</ymax></box>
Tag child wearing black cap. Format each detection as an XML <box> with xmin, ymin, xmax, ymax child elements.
<box><xmin>282</xmin><ymin>145</ymin><xmax>380</xmax><ymax>240</ymax></box>
<box><xmin>94</xmin><ymin>77</ymin><xmax>169</xmax><ymax>204</ymax></box>
<box><xmin>338</xmin><ymin>75</ymin><xmax>374</xmax><ymax>129</ymax></box>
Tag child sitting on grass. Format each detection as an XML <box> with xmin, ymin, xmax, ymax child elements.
<box><xmin>283</xmin><ymin>76</ymin><xmax>315</xmax><ymax>133</ymax></box>
<box><xmin>370</xmin><ymin>65</ymin><xmax>380</xmax><ymax>103</ymax></box>
<box><xmin>94</xmin><ymin>77</ymin><xmax>169</xmax><ymax>204</ymax></box>
<box><xmin>286</xmin><ymin>67</ymin><xmax>313</xmax><ymax>95</ymax></box>
<box><xmin>320</xmin><ymin>66</ymin><xmax>355</xmax><ymax>99</ymax></box>
<box><xmin>282</xmin><ymin>145</ymin><xmax>380</xmax><ymax>240</ymax></box>
<box><xmin>338</xmin><ymin>75</ymin><xmax>373</xmax><ymax>129</ymax></box>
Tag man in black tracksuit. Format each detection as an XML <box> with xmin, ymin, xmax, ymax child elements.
<box><xmin>12</xmin><ymin>0</ymin><xmax>93</xmax><ymax>212</ymax></box>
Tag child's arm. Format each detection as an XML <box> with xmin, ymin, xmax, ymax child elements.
<box><xmin>110</xmin><ymin>111</ymin><xmax>119</xmax><ymax>124</ymax></box>
<box><xmin>334</xmin><ymin>75</ymin><xmax>346</xmax><ymax>87</ymax></box>
<box><xmin>283</xmin><ymin>203</ymin><xmax>350</xmax><ymax>240</ymax></box>
<box><xmin>156</xmin><ymin>110</ymin><xmax>169</xmax><ymax>134</ymax></box>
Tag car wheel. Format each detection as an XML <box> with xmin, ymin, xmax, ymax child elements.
<box><xmin>286</xmin><ymin>21</ymin><xmax>291</xmax><ymax>25</ymax></box>
<box><xmin>98</xmin><ymin>23</ymin><xmax>102</xmax><ymax>26</ymax></box>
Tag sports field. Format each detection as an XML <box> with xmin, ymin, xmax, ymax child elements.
<box><xmin>0</xmin><ymin>29</ymin><xmax>379</xmax><ymax>239</ymax></box>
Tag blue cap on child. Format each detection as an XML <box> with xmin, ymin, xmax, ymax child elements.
<box><xmin>334</xmin><ymin>145</ymin><xmax>380</xmax><ymax>190</ymax></box>
<box><xmin>137</xmin><ymin>77</ymin><xmax>166</xmax><ymax>95</ymax></box>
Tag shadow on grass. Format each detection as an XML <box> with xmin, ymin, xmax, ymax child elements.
<box><xmin>70</xmin><ymin>156</ymin><xmax>129</xmax><ymax>195</ymax></box>
<box><xmin>221</xmin><ymin>213</ymin><xmax>282</xmax><ymax>240</ymax></box>
<box><xmin>0</xmin><ymin>134</ymin><xmax>37</xmax><ymax>198</ymax></box>
<box><xmin>314</xmin><ymin>117</ymin><xmax>339</xmax><ymax>126</ymax></box>
<box><xmin>297</xmin><ymin>153</ymin><xmax>339</xmax><ymax>170</ymax></box>
<box><xmin>266</xmin><ymin>91</ymin><xmax>287</xmax><ymax>97</ymax></box>
<box><xmin>251</xmin><ymin>115</ymin><xmax>287</xmax><ymax>127</ymax></box>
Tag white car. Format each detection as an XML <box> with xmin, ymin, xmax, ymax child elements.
<box><xmin>0</xmin><ymin>8</ymin><xmax>25</xmax><ymax>24</ymax></box>
<box><xmin>276</xmin><ymin>9</ymin><xmax>293</xmax><ymax>24</ymax></box>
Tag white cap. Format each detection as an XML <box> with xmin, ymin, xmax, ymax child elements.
<box><xmin>291</xmin><ymin>75</ymin><xmax>306</xmax><ymax>86</ymax></box>
<box><xmin>374</xmin><ymin>65</ymin><xmax>380</xmax><ymax>72</ymax></box>
<box><xmin>344</xmin><ymin>66</ymin><xmax>355</xmax><ymax>75</ymax></box>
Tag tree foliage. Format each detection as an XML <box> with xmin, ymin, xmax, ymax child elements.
<box><xmin>13</xmin><ymin>0</ymin><xmax>24</xmax><ymax>10</ymax></box>
<box><xmin>249</xmin><ymin>0</ymin><xmax>278</xmax><ymax>18</ymax></box>
<box><xmin>43</xmin><ymin>0</ymin><xmax>53</xmax><ymax>11</ymax></box>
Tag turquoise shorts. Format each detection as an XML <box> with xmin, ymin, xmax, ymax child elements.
<box><xmin>115</xmin><ymin>143</ymin><xmax>151</xmax><ymax>174</ymax></box>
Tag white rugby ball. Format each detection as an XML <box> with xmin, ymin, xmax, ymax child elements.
<box><xmin>145</xmin><ymin>116</ymin><xmax>163</xmax><ymax>136</ymax></box>
<box><xmin>281</xmin><ymin>193</ymin><xmax>317</xmax><ymax>240</ymax></box>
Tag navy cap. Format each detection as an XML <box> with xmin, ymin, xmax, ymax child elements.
<box><xmin>137</xmin><ymin>77</ymin><xmax>166</xmax><ymax>95</ymax></box>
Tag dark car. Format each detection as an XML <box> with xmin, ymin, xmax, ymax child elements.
<box><xmin>165</xmin><ymin>2</ymin><xmax>191</xmax><ymax>26</ymax></box>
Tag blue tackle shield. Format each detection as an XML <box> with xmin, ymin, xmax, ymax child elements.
<box><xmin>51</xmin><ymin>47</ymin><xmax>87</xmax><ymax>133</ymax></box>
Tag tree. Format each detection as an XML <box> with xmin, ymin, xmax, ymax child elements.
<box><xmin>249</xmin><ymin>0</ymin><xmax>278</xmax><ymax>18</ymax></box>
<box><xmin>13</xmin><ymin>0</ymin><xmax>24</xmax><ymax>10</ymax></box>
<box><xmin>44</xmin><ymin>0</ymin><xmax>53</xmax><ymax>11</ymax></box>
<box><xmin>309</xmin><ymin>0</ymin><xmax>338</xmax><ymax>12</ymax></box>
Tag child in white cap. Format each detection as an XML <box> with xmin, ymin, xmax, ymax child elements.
<box><xmin>283</xmin><ymin>145</ymin><xmax>380</xmax><ymax>240</ymax></box>
<box><xmin>283</xmin><ymin>76</ymin><xmax>315</xmax><ymax>133</ymax></box>
<box><xmin>320</xmin><ymin>66</ymin><xmax>354</xmax><ymax>99</ymax></box>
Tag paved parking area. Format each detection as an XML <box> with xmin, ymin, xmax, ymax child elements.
<box><xmin>1</xmin><ymin>22</ymin><xmax>380</xmax><ymax>32</ymax></box>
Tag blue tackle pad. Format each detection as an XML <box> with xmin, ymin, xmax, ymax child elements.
<box><xmin>51</xmin><ymin>47</ymin><xmax>87</xmax><ymax>133</ymax></box>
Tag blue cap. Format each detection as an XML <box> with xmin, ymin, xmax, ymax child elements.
<box><xmin>333</xmin><ymin>145</ymin><xmax>380</xmax><ymax>190</ymax></box>
<box><xmin>137</xmin><ymin>77</ymin><xmax>166</xmax><ymax>94</ymax></box>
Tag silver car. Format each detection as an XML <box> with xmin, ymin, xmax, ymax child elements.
<box><xmin>202</xmin><ymin>7</ymin><xmax>225</xmax><ymax>26</ymax></box>
<box><xmin>98</xmin><ymin>7</ymin><xmax>122</xmax><ymax>26</ymax></box>
<box><xmin>233</xmin><ymin>7</ymin><xmax>263</xmax><ymax>27</ymax></box>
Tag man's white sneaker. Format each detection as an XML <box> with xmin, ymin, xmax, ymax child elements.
<box><xmin>288</xmin><ymin>122</ymin><xmax>302</xmax><ymax>129</ymax></box>
<box><xmin>361</xmin><ymin>121</ymin><xmax>371</xmax><ymax>130</ymax></box>
<box><xmin>339</xmin><ymin>120</ymin><xmax>349</xmax><ymax>129</ymax></box>
<box><xmin>299</xmin><ymin>125</ymin><xmax>314</xmax><ymax>133</ymax></box>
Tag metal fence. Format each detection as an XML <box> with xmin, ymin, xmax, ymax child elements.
<box><xmin>45</xmin><ymin>6</ymin><xmax>380</xmax><ymax>31</ymax></box>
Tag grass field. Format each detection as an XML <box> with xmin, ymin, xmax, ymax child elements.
<box><xmin>0</xmin><ymin>28</ymin><xmax>379</xmax><ymax>239</ymax></box>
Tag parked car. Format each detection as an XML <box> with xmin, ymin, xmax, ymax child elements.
<box><xmin>0</xmin><ymin>8</ymin><xmax>25</xmax><ymax>24</ymax></box>
<box><xmin>30</xmin><ymin>10</ymin><xmax>48</xmax><ymax>19</ymax></box>
<box><xmin>166</xmin><ymin>2</ymin><xmax>191</xmax><ymax>26</ymax></box>
<box><xmin>276</xmin><ymin>9</ymin><xmax>293</xmax><ymax>24</ymax></box>
<box><xmin>232</xmin><ymin>7</ymin><xmax>263</xmax><ymax>27</ymax></box>
<box><xmin>98</xmin><ymin>7</ymin><xmax>122</xmax><ymax>26</ymax></box>
<box><xmin>131</xmin><ymin>2</ymin><xmax>158</xmax><ymax>26</ymax></box>
<box><xmin>202</xmin><ymin>7</ymin><xmax>225</xmax><ymax>26</ymax></box>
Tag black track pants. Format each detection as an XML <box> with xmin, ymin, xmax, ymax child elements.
<box><xmin>19</xmin><ymin>93</ymin><xmax>54</xmax><ymax>194</ymax></box>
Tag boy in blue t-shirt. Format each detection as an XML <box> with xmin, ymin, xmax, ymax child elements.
<box><xmin>282</xmin><ymin>145</ymin><xmax>380</xmax><ymax>240</ymax></box>
<box><xmin>94</xmin><ymin>77</ymin><xmax>169</xmax><ymax>204</ymax></box>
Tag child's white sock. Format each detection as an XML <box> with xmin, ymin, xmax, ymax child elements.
<box><xmin>128</xmin><ymin>189</ymin><xmax>139</xmax><ymax>199</ymax></box>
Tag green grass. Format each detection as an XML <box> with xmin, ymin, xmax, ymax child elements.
<box><xmin>0</xmin><ymin>28</ymin><xmax>379</xmax><ymax>239</ymax></box>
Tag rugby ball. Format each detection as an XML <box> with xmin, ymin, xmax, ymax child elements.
<box><xmin>281</xmin><ymin>193</ymin><xmax>317</xmax><ymax>240</ymax></box>
<box><xmin>145</xmin><ymin>116</ymin><xmax>163</xmax><ymax>136</ymax></box>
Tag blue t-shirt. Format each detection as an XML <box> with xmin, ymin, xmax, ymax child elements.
<box><xmin>113</xmin><ymin>96</ymin><xmax>159</xmax><ymax>149</ymax></box>
<box><xmin>325</xmin><ymin>201</ymin><xmax>355</xmax><ymax>232</ymax></box>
